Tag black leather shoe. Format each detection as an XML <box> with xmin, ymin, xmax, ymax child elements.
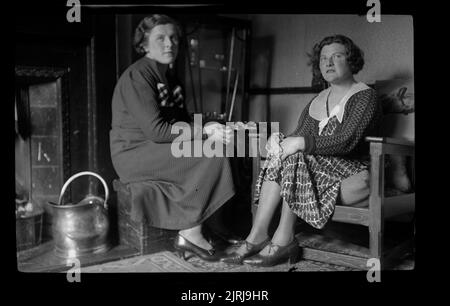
<box><xmin>220</xmin><ymin>238</ymin><xmax>270</xmax><ymax>265</ymax></box>
<box><xmin>173</xmin><ymin>234</ymin><xmax>222</xmax><ymax>262</ymax></box>
<box><xmin>242</xmin><ymin>239</ymin><xmax>300</xmax><ymax>267</ymax></box>
<box><xmin>208</xmin><ymin>228</ymin><xmax>242</xmax><ymax>245</ymax></box>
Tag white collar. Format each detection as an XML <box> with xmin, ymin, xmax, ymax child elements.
<box><xmin>309</xmin><ymin>82</ymin><xmax>370</xmax><ymax>123</ymax></box>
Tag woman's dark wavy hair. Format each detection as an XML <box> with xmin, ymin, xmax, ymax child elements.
<box><xmin>133</xmin><ymin>14</ymin><xmax>182</xmax><ymax>56</ymax></box>
<box><xmin>308</xmin><ymin>34</ymin><xmax>364</xmax><ymax>89</ymax></box>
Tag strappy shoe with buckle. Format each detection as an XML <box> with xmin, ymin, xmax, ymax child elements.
<box><xmin>242</xmin><ymin>239</ymin><xmax>300</xmax><ymax>267</ymax></box>
<box><xmin>220</xmin><ymin>238</ymin><xmax>271</xmax><ymax>265</ymax></box>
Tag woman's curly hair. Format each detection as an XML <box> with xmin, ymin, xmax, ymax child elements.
<box><xmin>308</xmin><ymin>34</ymin><xmax>364</xmax><ymax>89</ymax></box>
<box><xmin>133</xmin><ymin>14</ymin><xmax>182</xmax><ymax>56</ymax></box>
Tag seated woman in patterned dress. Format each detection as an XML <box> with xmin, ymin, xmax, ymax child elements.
<box><xmin>110</xmin><ymin>15</ymin><xmax>236</xmax><ymax>262</ymax></box>
<box><xmin>221</xmin><ymin>34</ymin><xmax>382</xmax><ymax>267</ymax></box>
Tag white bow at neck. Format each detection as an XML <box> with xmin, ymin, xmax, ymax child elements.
<box><xmin>309</xmin><ymin>82</ymin><xmax>370</xmax><ymax>135</ymax></box>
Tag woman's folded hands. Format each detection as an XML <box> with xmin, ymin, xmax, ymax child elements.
<box><xmin>266</xmin><ymin>133</ymin><xmax>305</xmax><ymax>161</ymax></box>
<box><xmin>204</xmin><ymin>122</ymin><xmax>233</xmax><ymax>145</ymax></box>
<box><xmin>266</xmin><ymin>132</ymin><xmax>284</xmax><ymax>157</ymax></box>
<box><xmin>280</xmin><ymin>136</ymin><xmax>304</xmax><ymax>161</ymax></box>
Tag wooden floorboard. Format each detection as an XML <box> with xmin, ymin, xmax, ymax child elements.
<box><xmin>301</xmin><ymin>247</ymin><xmax>369</xmax><ymax>270</ymax></box>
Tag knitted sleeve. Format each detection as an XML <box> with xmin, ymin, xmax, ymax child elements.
<box><xmin>308</xmin><ymin>88</ymin><xmax>379</xmax><ymax>155</ymax></box>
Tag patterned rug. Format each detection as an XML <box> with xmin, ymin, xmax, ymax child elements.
<box><xmin>80</xmin><ymin>250</ymin><xmax>358</xmax><ymax>273</ymax></box>
<box><xmin>79</xmin><ymin>224</ymin><xmax>414</xmax><ymax>273</ymax></box>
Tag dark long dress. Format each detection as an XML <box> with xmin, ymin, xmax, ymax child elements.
<box><xmin>110</xmin><ymin>56</ymin><xmax>235</xmax><ymax>230</ymax></box>
<box><xmin>254</xmin><ymin>83</ymin><xmax>381</xmax><ymax>229</ymax></box>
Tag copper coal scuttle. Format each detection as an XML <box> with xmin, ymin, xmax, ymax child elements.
<box><xmin>47</xmin><ymin>171</ymin><xmax>111</xmax><ymax>258</ymax></box>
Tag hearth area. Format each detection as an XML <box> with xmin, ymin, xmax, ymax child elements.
<box><xmin>15</xmin><ymin>12</ymin><xmax>119</xmax><ymax>271</ymax></box>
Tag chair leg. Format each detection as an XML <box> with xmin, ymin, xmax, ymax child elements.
<box><xmin>369</xmin><ymin>223</ymin><xmax>384</xmax><ymax>270</ymax></box>
<box><xmin>368</xmin><ymin>148</ymin><xmax>385</xmax><ymax>270</ymax></box>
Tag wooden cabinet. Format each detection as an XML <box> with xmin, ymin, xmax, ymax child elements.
<box><xmin>174</xmin><ymin>15</ymin><xmax>252</xmax><ymax>123</ymax></box>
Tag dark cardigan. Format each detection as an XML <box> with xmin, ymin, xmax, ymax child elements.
<box><xmin>109</xmin><ymin>56</ymin><xmax>235</xmax><ymax>229</ymax></box>
<box><xmin>289</xmin><ymin>88</ymin><xmax>381</xmax><ymax>158</ymax></box>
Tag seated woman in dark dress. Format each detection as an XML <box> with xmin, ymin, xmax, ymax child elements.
<box><xmin>110</xmin><ymin>15</ymin><xmax>235</xmax><ymax>262</ymax></box>
<box><xmin>221</xmin><ymin>34</ymin><xmax>382</xmax><ymax>267</ymax></box>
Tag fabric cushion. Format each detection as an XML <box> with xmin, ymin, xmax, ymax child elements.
<box><xmin>339</xmin><ymin>170</ymin><xmax>370</xmax><ymax>206</ymax></box>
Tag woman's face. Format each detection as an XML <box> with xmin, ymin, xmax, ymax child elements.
<box><xmin>319</xmin><ymin>43</ymin><xmax>353</xmax><ymax>84</ymax></box>
<box><xmin>144</xmin><ymin>24</ymin><xmax>179</xmax><ymax>64</ymax></box>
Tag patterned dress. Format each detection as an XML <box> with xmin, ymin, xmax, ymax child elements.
<box><xmin>254</xmin><ymin>83</ymin><xmax>381</xmax><ymax>229</ymax></box>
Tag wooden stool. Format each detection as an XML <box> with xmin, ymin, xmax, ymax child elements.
<box><xmin>113</xmin><ymin>179</ymin><xmax>177</xmax><ymax>255</ymax></box>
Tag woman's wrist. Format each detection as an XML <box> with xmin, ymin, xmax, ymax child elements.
<box><xmin>295</xmin><ymin>136</ymin><xmax>305</xmax><ymax>151</ymax></box>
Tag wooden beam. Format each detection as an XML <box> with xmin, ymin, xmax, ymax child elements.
<box><xmin>249</xmin><ymin>86</ymin><xmax>321</xmax><ymax>95</ymax></box>
<box><xmin>250</xmin><ymin>83</ymin><xmax>376</xmax><ymax>96</ymax></box>
<box><xmin>301</xmin><ymin>247</ymin><xmax>369</xmax><ymax>270</ymax></box>
<box><xmin>332</xmin><ymin>206</ymin><xmax>370</xmax><ymax>226</ymax></box>
<box><xmin>300</xmin><ymin>240</ymin><xmax>413</xmax><ymax>271</ymax></box>
<box><xmin>367</xmin><ymin>137</ymin><xmax>414</xmax><ymax>156</ymax></box>
<box><xmin>365</xmin><ymin>136</ymin><xmax>415</xmax><ymax>147</ymax></box>
<box><xmin>369</xmin><ymin>151</ymin><xmax>384</xmax><ymax>259</ymax></box>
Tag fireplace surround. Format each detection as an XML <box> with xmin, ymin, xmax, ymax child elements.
<box><xmin>15</xmin><ymin>66</ymin><xmax>72</xmax><ymax>243</ymax></box>
<box><xmin>15</xmin><ymin>13</ymin><xmax>118</xmax><ymax>261</ymax></box>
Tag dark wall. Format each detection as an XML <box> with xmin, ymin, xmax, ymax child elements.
<box><xmin>92</xmin><ymin>15</ymin><xmax>119</xmax><ymax>194</ymax></box>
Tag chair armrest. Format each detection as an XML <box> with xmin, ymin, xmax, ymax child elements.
<box><xmin>365</xmin><ymin>136</ymin><xmax>414</xmax><ymax>147</ymax></box>
<box><xmin>367</xmin><ymin>135</ymin><xmax>415</xmax><ymax>205</ymax></box>
<box><xmin>366</xmin><ymin>136</ymin><xmax>415</xmax><ymax>157</ymax></box>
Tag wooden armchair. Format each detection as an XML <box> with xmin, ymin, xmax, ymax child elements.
<box><xmin>251</xmin><ymin>136</ymin><xmax>415</xmax><ymax>270</ymax></box>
